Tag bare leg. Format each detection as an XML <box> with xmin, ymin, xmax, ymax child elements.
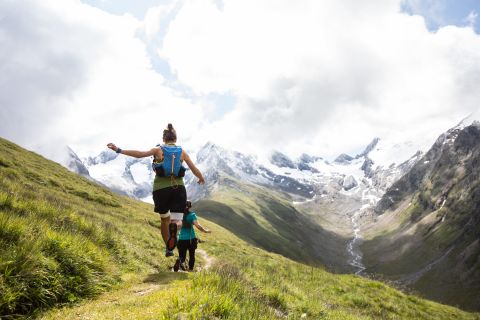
<box><xmin>171</xmin><ymin>219</ymin><xmax>182</xmax><ymax>228</ymax></box>
<box><xmin>160</xmin><ymin>216</ymin><xmax>171</xmax><ymax>244</ymax></box>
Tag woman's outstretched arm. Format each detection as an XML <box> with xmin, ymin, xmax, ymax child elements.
<box><xmin>193</xmin><ymin>220</ymin><xmax>211</xmax><ymax>233</ymax></box>
<box><xmin>182</xmin><ymin>151</ymin><xmax>205</xmax><ymax>184</ymax></box>
<box><xmin>107</xmin><ymin>143</ymin><xmax>160</xmax><ymax>158</ymax></box>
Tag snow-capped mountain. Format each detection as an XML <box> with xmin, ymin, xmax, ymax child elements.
<box><xmin>361</xmin><ymin>120</ymin><xmax>480</xmax><ymax>311</ymax></box>
<box><xmin>69</xmin><ymin>136</ymin><xmax>425</xmax><ymax>207</ymax></box>
<box><xmin>66</xmin><ymin>147</ymin><xmax>91</xmax><ymax>179</ymax></box>
<box><xmin>82</xmin><ymin>151</ymin><xmax>155</xmax><ymax>201</ymax></box>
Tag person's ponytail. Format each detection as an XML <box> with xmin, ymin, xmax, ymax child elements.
<box><xmin>163</xmin><ymin>123</ymin><xmax>177</xmax><ymax>142</ymax></box>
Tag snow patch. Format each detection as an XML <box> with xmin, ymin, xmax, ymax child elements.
<box><xmin>368</xmin><ymin>138</ymin><xmax>426</xmax><ymax>169</ymax></box>
<box><xmin>130</xmin><ymin>161</ymin><xmax>153</xmax><ymax>184</ymax></box>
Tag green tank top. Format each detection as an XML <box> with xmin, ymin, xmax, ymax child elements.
<box><xmin>153</xmin><ymin>175</ymin><xmax>185</xmax><ymax>191</ymax></box>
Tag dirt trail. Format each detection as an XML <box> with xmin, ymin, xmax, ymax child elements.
<box><xmin>41</xmin><ymin>251</ymin><xmax>217</xmax><ymax>318</ymax></box>
<box><xmin>133</xmin><ymin>249</ymin><xmax>214</xmax><ymax>297</ymax></box>
<box><xmin>134</xmin><ymin>284</ymin><xmax>163</xmax><ymax>296</ymax></box>
<box><xmin>197</xmin><ymin>249</ymin><xmax>214</xmax><ymax>271</ymax></box>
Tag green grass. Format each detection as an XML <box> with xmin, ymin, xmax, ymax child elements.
<box><xmin>0</xmin><ymin>138</ymin><xmax>167</xmax><ymax>317</ymax></box>
<box><xmin>1</xmin><ymin>137</ymin><xmax>479</xmax><ymax>319</ymax></box>
<box><xmin>40</xmin><ymin>221</ymin><xmax>480</xmax><ymax>320</ymax></box>
<box><xmin>194</xmin><ymin>175</ymin><xmax>351</xmax><ymax>272</ymax></box>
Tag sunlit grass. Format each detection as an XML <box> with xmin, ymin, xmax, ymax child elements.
<box><xmin>1</xmin><ymin>137</ymin><xmax>479</xmax><ymax>319</ymax></box>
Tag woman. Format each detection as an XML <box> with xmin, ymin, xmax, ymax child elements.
<box><xmin>174</xmin><ymin>200</ymin><xmax>211</xmax><ymax>272</ymax></box>
<box><xmin>107</xmin><ymin>123</ymin><xmax>205</xmax><ymax>257</ymax></box>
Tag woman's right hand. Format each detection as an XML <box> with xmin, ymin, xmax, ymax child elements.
<box><xmin>107</xmin><ymin>143</ymin><xmax>118</xmax><ymax>152</ymax></box>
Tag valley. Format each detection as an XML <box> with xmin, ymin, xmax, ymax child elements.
<box><xmin>63</xmin><ymin>118</ymin><xmax>480</xmax><ymax>312</ymax></box>
<box><xmin>3</xmin><ymin>136</ymin><xmax>479</xmax><ymax>319</ymax></box>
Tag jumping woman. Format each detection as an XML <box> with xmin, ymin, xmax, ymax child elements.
<box><xmin>107</xmin><ymin>123</ymin><xmax>205</xmax><ymax>257</ymax></box>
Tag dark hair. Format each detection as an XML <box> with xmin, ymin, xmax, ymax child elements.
<box><xmin>163</xmin><ymin>123</ymin><xmax>177</xmax><ymax>142</ymax></box>
<box><xmin>184</xmin><ymin>200</ymin><xmax>192</xmax><ymax>214</ymax></box>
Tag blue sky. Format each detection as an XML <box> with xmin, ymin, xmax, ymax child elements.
<box><xmin>402</xmin><ymin>0</ymin><xmax>480</xmax><ymax>33</ymax></box>
<box><xmin>82</xmin><ymin>0</ymin><xmax>480</xmax><ymax>34</ymax></box>
<box><xmin>81</xmin><ymin>0</ymin><xmax>169</xmax><ymax>19</ymax></box>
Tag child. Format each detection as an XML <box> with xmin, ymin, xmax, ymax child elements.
<box><xmin>174</xmin><ymin>201</ymin><xmax>211</xmax><ymax>272</ymax></box>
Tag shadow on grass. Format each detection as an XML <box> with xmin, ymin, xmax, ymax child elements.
<box><xmin>194</xmin><ymin>199</ymin><xmax>351</xmax><ymax>272</ymax></box>
<box><xmin>143</xmin><ymin>271</ymin><xmax>189</xmax><ymax>284</ymax></box>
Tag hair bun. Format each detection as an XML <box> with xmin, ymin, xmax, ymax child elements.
<box><xmin>163</xmin><ymin>123</ymin><xmax>177</xmax><ymax>142</ymax></box>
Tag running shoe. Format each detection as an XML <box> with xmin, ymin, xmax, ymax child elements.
<box><xmin>180</xmin><ymin>261</ymin><xmax>188</xmax><ymax>271</ymax></box>
<box><xmin>165</xmin><ymin>248</ymin><xmax>174</xmax><ymax>257</ymax></box>
<box><xmin>166</xmin><ymin>222</ymin><xmax>178</xmax><ymax>251</ymax></box>
<box><xmin>173</xmin><ymin>259</ymin><xmax>180</xmax><ymax>272</ymax></box>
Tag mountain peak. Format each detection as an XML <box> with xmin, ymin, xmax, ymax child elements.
<box><xmin>453</xmin><ymin>112</ymin><xmax>480</xmax><ymax>131</ymax></box>
<box><xmin>203</xmin><ymin>141</ymin><xmax>217</xmax><ymax>149</ymax></box>
<box><xmin>356</xmin><ymin>137</ymin><xmax>380</xmax><ymax>158</ymax></box>
<box><xmin>299</xmin><ymin>153</ymin><xmax>323</xmax><ymax>163</ymax></box>
<box><xmin>196</xmin><ymin>141</ymin><xmax>227</xmax><ymax>163</ymax></box>
<box><xmin>86</xmin><ymin>150</ymin><xmax>118</xmax><ymax>166</ymax></box>
<box><xmin>334</xmin><ymin>153</ymin><xmax>354</xmax><ymax>164</ymax></box>
<box><xmin>66</xmin><ymin>146</ymin><xmax>91</xmax><ymax>178</ymax></box>
<box><xmin>270</xmin><ymin>151</ymin><xmax>297</xmax><ymax>169</ymax></box>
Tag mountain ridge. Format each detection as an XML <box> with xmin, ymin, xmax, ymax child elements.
<box><xmin>361</xmin><ymin>122</ymin><xmax>480</xmax><ymax>311</ymax></box>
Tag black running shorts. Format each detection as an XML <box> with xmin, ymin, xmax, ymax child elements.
<box><xmin>152</xmin><ymin>185</ymin><xmax>187</xmax><ymax>218</ymax></box>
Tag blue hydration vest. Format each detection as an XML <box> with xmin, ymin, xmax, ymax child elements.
<box><xmin>152</xmin><ymin>144</ymin><xmax>186</xmax><ymax>177</ymax></box>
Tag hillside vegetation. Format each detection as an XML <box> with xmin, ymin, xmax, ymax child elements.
<box><xmin>0</xmin><ymin>137</ymin><xmax>479</xmax><ymax>319</ymax></box>
<box><xmin>194</xmin><ymin>174</ymin><xmax>351</xmax><ymax>271</ymax></box>
<box><xmin>361</xmin><ymin>124</ymin><xmax>480</xmax><ymax>311</ymax></box>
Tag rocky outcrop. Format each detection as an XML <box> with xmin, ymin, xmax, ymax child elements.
<box><xmin>66</xmin><ymin>147</ymin><xmax>91</xmax><ymax>178</ymax></box>
<box><xmin>342</xmin><ymin>175</ymin><xmax>358</xmax><ymax>191</ymax></box>
<box><xmin>356</xmin><ymin>137</ymin><xmax>380</xmax><ymax>158</ymax></box>
<box><xmin>374</xmin><ymin>124</ymin><xmax>465</xmax><ymax>214</ymax></box>
<box><xmin>270</xmin><ymin>151</ymin><xmax>297</xmax><ymax>169</ymax></box>
<box><xmin>361</xmin><ymin>157</ymin><xmax>374</xmax><ymax>178</ymax></box>
<box><xmin>297</xmin><ymin>153</ymin><xmax>320</xmax><ymax>173</ymax></box>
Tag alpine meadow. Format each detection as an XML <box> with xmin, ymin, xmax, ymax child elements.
<box><xmin>2</xmin><ymin>0</ymin><xmax>480</xmax><ymax>319</ymax></box>
<box><xmin>1</xmin><ymin>136</ymin><xmax>479</xmax><ymax>319</ymax></box>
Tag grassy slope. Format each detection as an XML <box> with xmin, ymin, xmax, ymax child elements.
<box><xmin>194</xmin><ymin>174</ymin><xmax>351</xmax><ymax>272</ymax></box>
<box><xmin>0</xmin><ymin>138</ymin><xmax>169</xmax><ymax>317</ymax></box>
<box><xmin>361</xmin><ymin>126</ymin><xmax>480</xmax><ymax>311</ymax></box>
<box><xmin>0</xmin><ymin>137</ymin><xmax>478</xmax><ymax>319</ymax></box>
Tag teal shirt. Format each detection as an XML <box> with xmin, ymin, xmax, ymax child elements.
<box><xmin>179</xmin><ymin>212</ymin><xmax>197</xmax><ymax>240</ymax></box>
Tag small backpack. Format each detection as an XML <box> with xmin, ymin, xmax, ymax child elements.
<box><xmin>152</xmin><ymin>144</ymin><xmax>186</xmax><ymax>177</ymax></box>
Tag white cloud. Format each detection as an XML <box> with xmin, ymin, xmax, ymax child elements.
<box><xmin>0</xmin><ymin>0</ymin><xmax>204</xmax><ymax>162</ymax></box>
<box><xmin>466</xmin><ymin>10</ymin><xmax>478</xmax><ymax>27</ymax></box>
<box><xmin>159</xmin><ymin>0</ymin><xmax>480</xmax><ymax>158</ymax></box>
<box><xmin>142</xmin><ymin>2</ymin><xmax>177</xmax><ymax>41</ymax></box>
<box><xmin>1</xmin><ymin>0</ymin><xmax>480</xmax><ymax>165</ymax></box>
